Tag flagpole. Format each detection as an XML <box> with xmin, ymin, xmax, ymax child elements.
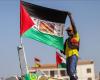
<box><xmin>18</xmin><ymin>37</ymin><xmax>30</xmax><ymax>80</ymax></box>
<box><xmin>19</xmin><ymin>1</ymin><xmax>28</xmax><ymax>80</ymax></box>
<box><xmin>19</xmin><ymin>1</ymin><xmax>28</xmax><ymax>79</ymax></box>
<box><xmin>20</xmin><ymin>36</ymin><xmax>23</xmax><ymax>46</ymax></box>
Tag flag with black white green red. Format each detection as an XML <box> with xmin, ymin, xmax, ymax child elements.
<box><xmin>20</xmin><ymin>1</ymin><xmax>68</xmax><ymax>50</ymax></box>
<box><xmin>56</xmin><ymin>51</ymin><xmax>66</xmax><ymax>68</ymax></box>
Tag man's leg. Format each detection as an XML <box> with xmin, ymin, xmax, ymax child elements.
<box><xmin>66</xmin><ymin>57</ymin><xmax>72</xmax><ymax>76</ymax></box>
<box><xmin>67</xmin><ymin>55</ymin><xmax>78</xmax><ymax>80</ymax></box>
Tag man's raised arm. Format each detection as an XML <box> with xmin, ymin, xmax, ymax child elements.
<box><xmin>68</xmin><ymin>12</ymin><xmax>77</xmax><ymax>34</ymax></box>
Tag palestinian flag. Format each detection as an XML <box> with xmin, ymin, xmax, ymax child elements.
<box><xmin>56</xmin><ymin>52</ymin><xmax>66</xmax><ymax>68</ymax></box>
<box><xmin>20</xmin><ymin>1</ymin><xmax>68</xmax><ymax>50</ymax></box>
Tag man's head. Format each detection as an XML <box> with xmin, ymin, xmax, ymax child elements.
<box><xmin>66</xmin><ymin>26</ymin><xmax>74</xmax><ymax>36</ymax></box>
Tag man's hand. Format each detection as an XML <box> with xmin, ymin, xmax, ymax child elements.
<box><xmin>60</xmin><ymin>50</ymin><xmax>65</xmax><ymax>55</ymax></box>
<box><xmin>60</xmin><ymin>50</ymin><xmax>63</xmax><ymax>53</ymax></box>
<box><xmin>67</xmin><ymin>11</ymin><xmax>71</xmax><ymax>16</ymax></box>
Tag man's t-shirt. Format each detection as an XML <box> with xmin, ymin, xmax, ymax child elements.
<box><xmin>65</xmin><ymin>32</ymin><xmax>80</xmax><ymax>58</ymax></box>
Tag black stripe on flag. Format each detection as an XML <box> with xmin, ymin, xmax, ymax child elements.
<box><xmin>22</xmin><ymin>1</ymin><xmax>68</xmax><ymax>23</ymax></box>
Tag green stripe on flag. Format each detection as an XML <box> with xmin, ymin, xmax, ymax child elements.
<box><xmin>24</xmin><ymin>73</ymin><xmax>30</xmax><ymax>80</ymax></box>
<box><xmin>22</xmin><ymin>28</ymin><xmax>64</xmax><ymax>50</ymax></box>
<box><xmin>58</xmin><ymin>63</ymin><xmax>66</xmax><ymax>68</ymax></box>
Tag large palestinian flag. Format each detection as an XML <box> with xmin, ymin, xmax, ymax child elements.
<box><xmin>20</xmin><ymin>1</ymin><xmax>68</xmax><ymax>50</ymax></box>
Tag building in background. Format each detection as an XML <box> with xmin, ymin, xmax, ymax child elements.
<box><xmin>95</xmin><ymin>72</ymin><xmax>100</xmax><ymax>80</ymax></box>
<box><xmin>30</xmin><ymin>60</ymin><xmax>95</xmax><ymax>80</ymax></box>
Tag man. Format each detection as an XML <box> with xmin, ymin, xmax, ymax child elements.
<box><xmin>61</xmin><ymin>12</ymin><xmax>80</xmax><ymax>80</ymax></box>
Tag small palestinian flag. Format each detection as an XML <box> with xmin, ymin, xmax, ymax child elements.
<box><xmin>56</xmin><ymin>52</ymin><xmax>66</xmax><ymax>68</ymax></box>
<box><xmin>20</xmin><ymin>1</ymin><xmax>68</xmax><ymax>50</ymax></box>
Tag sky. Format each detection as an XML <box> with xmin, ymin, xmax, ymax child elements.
<box><xmin>0</xmin><ymin>0</ymin><xmax>100</xmax><ymax>78</ymax></box>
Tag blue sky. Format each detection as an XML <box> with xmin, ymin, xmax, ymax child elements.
<box><xmin>0</xmin><ymin>0</ymin><xmax>100</xmax><ymax>77</ymax></box>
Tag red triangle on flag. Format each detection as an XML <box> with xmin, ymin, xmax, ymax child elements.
<box><xmin>56</xmin><ymin>52</ymin><xmax>62</xmax><ymax>66</ymax></box>
<box><xmin>20</xmin><ymin>2</ymin><xmax>34</xmax><ymax>36</ymax></box>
